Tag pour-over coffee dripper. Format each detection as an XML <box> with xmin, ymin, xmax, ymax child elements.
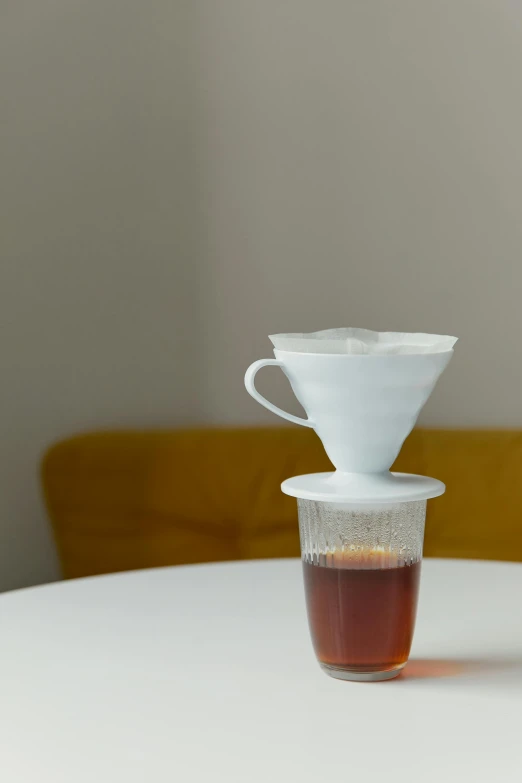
<box><xmin>245</xmin><ymin>328</ymin><xmax>457</xmax><ymax>681</ymax></box>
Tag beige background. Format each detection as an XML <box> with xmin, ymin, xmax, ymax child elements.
<box><xmin>2</xmin><ymin>1</ymin><xmax>522</xmax><ymax>590</ymax></box>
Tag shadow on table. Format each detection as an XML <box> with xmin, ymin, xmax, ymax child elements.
<box><xmin>401</xmin><ymin>657</ymin><xmax>522</xmax><ymax>684</ymax></box>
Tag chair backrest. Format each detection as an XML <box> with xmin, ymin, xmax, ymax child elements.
<box><xmin>41</xmin><ymin>427</ymin><xmax>522</xmax><ymax>578</ymax></box>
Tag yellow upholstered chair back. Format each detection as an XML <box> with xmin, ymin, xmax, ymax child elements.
<box><xmin>41</xmin><ymin>428</ymin><xmax>522</xmax><ymax>579</ymax></box>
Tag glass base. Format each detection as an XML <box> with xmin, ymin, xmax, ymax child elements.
<box><xmin>320</xmin><ymin>662</ymin><xmax>405</xmax><ymax>682</ymax></box>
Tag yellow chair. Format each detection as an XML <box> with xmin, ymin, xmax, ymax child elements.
<box><xmin>41</xmin><ymin>427</ymin><xmax>522</xmax><ymax>579</ymax></box>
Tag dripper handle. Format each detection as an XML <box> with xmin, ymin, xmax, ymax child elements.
<box><xmin>244</xmin><ymin>359</ymin><xmax>314</xmax><ymax>428</ymax></box>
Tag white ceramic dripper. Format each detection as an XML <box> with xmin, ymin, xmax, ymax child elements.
<box><xmin>245</xmin><ymin>330</ymin><xmax>456</xmax><ymax>503</ymax></box>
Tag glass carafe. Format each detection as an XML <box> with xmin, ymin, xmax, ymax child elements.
<box><xmin>298</xmin><ymin>498</ymin><xmax>426</xmax><ymax>681</ymax></box>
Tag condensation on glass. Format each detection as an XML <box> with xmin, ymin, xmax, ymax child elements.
<box><xmin>298</xmin><ymin>498</ymin><xmax>426</xmax><ymax>568</ymax></box>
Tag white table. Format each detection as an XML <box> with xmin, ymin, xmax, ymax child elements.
<box><xmin>0</xmin><ymin>558</ymin><xmax>521</xmax><ymax>782</ymax></box>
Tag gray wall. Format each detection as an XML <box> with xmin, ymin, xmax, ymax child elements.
<box><xmin>198</xmin><ymin>1</ymin><xmax>522</xmax><ymax>427</ymax></box>
<box><xmin>1</xmin><ymin>2</ymin><xmax>204</xmax><ymax>589</ymax></box>
<box><xmin>2</xmin><ymin>1</ymin><xmax>522</xmax><ymax>590</ymax></box>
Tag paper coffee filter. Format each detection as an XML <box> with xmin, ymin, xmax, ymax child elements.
<box><xmin>269</xmin><ymin>328</ymin><xmax>457</xmax><ymax>355</ymax></box>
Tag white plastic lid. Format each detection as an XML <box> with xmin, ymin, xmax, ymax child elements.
<box><xmin>281</xmin><ymin>471</ymin><xmax>445</xmax><ymax>504</ymax></box>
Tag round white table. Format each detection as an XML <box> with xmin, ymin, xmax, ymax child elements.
<box><xmin>0</xmin><ymin>558</ymin><xmax>521</xmax><ymax>782</ymax></box>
